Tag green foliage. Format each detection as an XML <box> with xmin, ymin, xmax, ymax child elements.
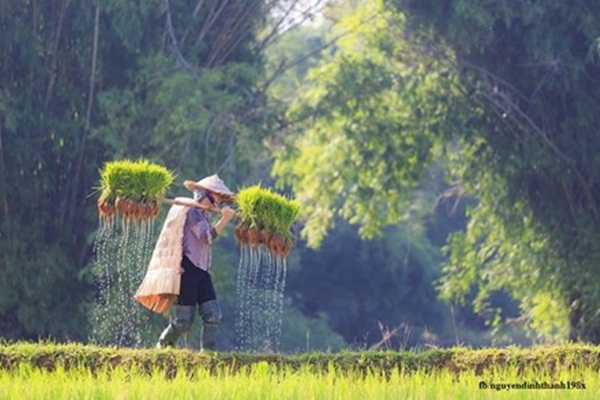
<box><xmin>272</xmin><ymin>0</ymin><xmax>600</xmax><ymax>343</ymax></box>
<box><xmin>0</xmin><ymin>0</ymin><xmax>273</xmax><ymax>341</ymax></box>
<box><xmin>262</xmin><ymin>21</ymin><xmax>330</xmax><ymax>103</ymax></box>
<box><xmin>0</xmin><ymin>241</ymin><xmax>90</xmax><ymax>341</ymax></box>
<box><xmin>96</xmin><ymin>62</ymin><xmax>268</xmax><ymax>182</ymax></box>
<box><xmin>272</xmin><ymin>0</ymin><xmax>461</xmax><ymax>248</ymax></box>
<box><xmin>287</xmin><ymin>220</ymin><xmax>447</xmax><ymax>347</ymax></box>
<box><xmin>438</xmin><ymin>197</ymin><xmax>570</xmax><ymax>342</ymax></box>
<box><xmin>395</xmin><ymin>0</ymin><xmax>600</xmax><ymax>342</ymax></box>
<box><xmin>280</xmin><ymin>308</ymin><xmax>347</xmax><ymax>352</ymax></box>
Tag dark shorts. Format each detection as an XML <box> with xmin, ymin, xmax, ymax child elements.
<box><xmin>177</xmin><ymin>256</ymin><xmax>217</xmax><ymax>306</ymax></box>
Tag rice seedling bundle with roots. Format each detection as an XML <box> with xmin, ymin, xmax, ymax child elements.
<box><xmin>233</xmin><ymin>185</ymin><xmax>300</xmax><ymax>351</ymax></box>
<box><xmin>97</xmin><ymin>159</ymin><xmax>175</xmax><ymax>224</ymax></box>
<box><xmin>234</xmin><ymin>185</ymin><xmax>300</xmax><ymax>259</ymax></box>
<box><xmin>91</xmin><ymin>159</ymin><xmax>176</xmax><ymax>345</ymax></box>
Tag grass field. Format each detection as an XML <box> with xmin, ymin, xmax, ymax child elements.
<box><xmin>0</xmin><ymin>342</ymin><xmax>598</xmax><ymax>399</ymax></box>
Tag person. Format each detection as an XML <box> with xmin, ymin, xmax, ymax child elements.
<box><xmin>156</xmin><ymin>174</ymin><xmax>236</xmax><ymax>350</ymax></box>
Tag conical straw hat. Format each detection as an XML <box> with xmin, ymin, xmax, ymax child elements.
<box><xmin>183</xmin><ymin>174</ymin><xmax>234</xmax><ymax>199</ymax></box>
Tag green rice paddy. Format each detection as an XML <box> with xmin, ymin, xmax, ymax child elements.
<box><xmin>0</xmin><ymin>342</ymin><xmax>598</xmax><ymax>399</ymax></box>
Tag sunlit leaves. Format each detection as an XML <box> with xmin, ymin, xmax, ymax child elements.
<box><xmin>273</xmin><ymin>0</ymin><xmax>459</xmax><ymax>247</ymax></box>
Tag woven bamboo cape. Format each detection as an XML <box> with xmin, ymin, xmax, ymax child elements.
<box><xmin>134</xmin><ymin>199</ymin><xmax>189</xmax><ymax>314</ymax></box>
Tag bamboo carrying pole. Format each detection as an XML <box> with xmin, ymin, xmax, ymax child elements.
<box><xmin>158</xmin><ymin>197</ymin><xmax>223</xmax><ymax>214</ymax></box>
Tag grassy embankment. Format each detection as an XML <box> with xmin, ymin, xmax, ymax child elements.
<box><xmin>0</xmin><ymin>342</ymin><xmax>598</xmax><ymax>399</ymax></box>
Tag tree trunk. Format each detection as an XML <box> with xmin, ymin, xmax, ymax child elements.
<box><xmin>568</xmin><ymin>290</ymin><xmax>600</xmax><ymax>344</ymax></box>
<box><xmin>0</xmin><ymin>116</ymin><xmax>10</xmax><ymax>242</ymax></box>
<box><xmin>65</xmin><ymin>5</ymin><xmax>100</xmax><ymax>251</ymax></box>
<box><xmin>44</xmin><ymin>0</ymin><xmax>70</xmax><ymax>110</ymax></box>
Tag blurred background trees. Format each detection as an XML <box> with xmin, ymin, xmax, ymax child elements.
<box><xmin>271</xmin><ymin>0</ymin><xmax>600</xmax><ymax>344</ymax></box>
<box><xmin>1</xmin><ymin>0</ymin><xmax>599</xmax><ymax>348</ymax></box>
<box><xmin>0</xmin><ymin>0</ymin><xmax>274</xmax><ymax>342</ymax></box>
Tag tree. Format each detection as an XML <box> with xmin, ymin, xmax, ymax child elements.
<box><xmin>0</xmin><ymin>0</ymin><xmax>105</xmax><ymax>340</ymax></box>
<box><xmin>398</xmin><ymin>0</ymin><xmax>600</xmax><ymax>343</ymax></box>
<box><xmin>288</xmin><ymin>219</ymin><xmax>447</xmax><ymax>347</ymax></box>
<box><xmin>273</xmin><ymin>0</ymin><xmax>600</xmax><ymax>342</ymax></box>
<box><xmin>0</xmin><ymin>0</ymin><xmax>275</xmax><ymax>341</ymax></box>
<box><xmin>272</xmin><ymin>0</ymin><xmax>460</xmax><ymax>247</ymax></box>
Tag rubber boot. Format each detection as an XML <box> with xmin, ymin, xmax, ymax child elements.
<box><xmin>156</xmin><ymin>305</ymin><xmax>196</xmax><ymax>349</ymax></box>
<box><xmin>199</xmin><ymin>300</ymin><xmax>222</xmax><ymax>351</ymax></box>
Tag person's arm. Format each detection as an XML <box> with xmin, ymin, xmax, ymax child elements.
<box><xmin>213</xmin><ymin>206</ymin><xmax>236</xmax><ymax>237</ymax></box>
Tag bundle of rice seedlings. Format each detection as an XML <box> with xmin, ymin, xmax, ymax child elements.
<box><xmin>97</xmin><ymin>159</ymin><xmax>175</xmax><ymax>223</ymax></box>
<box><xmin>234</xmin><ymin>185</ymin><xmax>300</xmax><ymax>258</ymax></box>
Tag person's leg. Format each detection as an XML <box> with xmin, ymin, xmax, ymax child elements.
<box><xmin>197</xmin><ymin>270</ymin><xmax>221</xmax><ymax>351</ymax></box>
<box><xmin>157</xmin><ymin>257</ymin><xmax>200</xmax><ymax>348</ymax></box>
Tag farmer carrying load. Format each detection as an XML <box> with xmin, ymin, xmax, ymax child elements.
<box><xmin>136</xmin><ymin>174</ymin><xmax>236</xmax><ymax>350</ymax></box>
